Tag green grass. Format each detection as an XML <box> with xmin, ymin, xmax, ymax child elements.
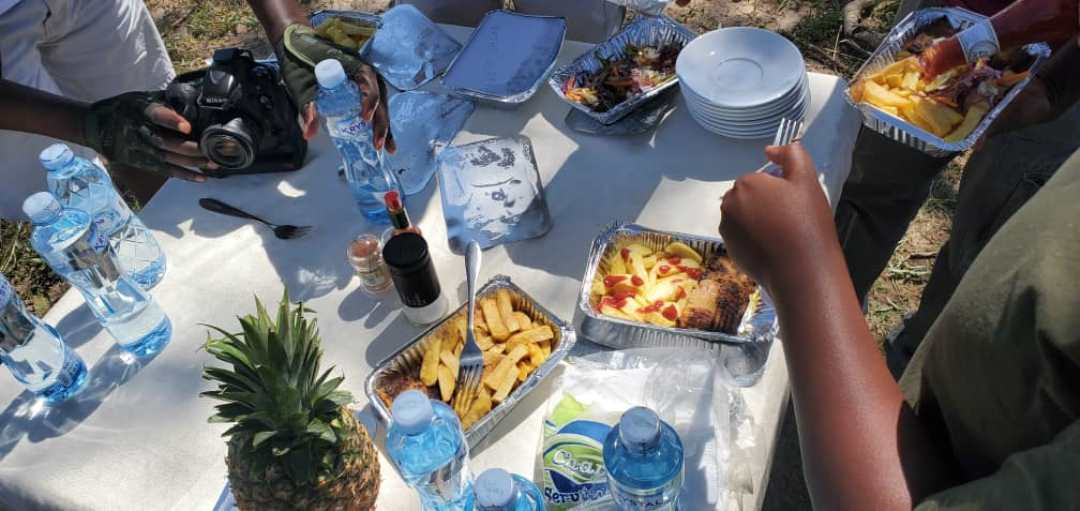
<box><xmin>0</xmin><ymin>220</ymin><xmax>65</xmax><ymax>316</ymax></box>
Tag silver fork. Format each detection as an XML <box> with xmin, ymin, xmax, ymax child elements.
<box><xmin>452</xmin><ymin>240</ymin><xmax>485</xmax><ymax>417</ymax></box>
<box><xmin>758</xmin><ymin>117</ymin><xmax>805</xmax><ymax>177</ymax></box>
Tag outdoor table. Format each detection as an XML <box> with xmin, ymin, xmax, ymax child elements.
<box><xmin>0</xmin><ymin>24</ymin><xmax>861</xmax><ymax>511</ymax></box>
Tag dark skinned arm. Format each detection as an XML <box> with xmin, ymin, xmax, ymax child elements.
<box><xmin>244</xmin><ymin>0</ymin><xmax>395</xmax><ymax>151</ymax></box>
<box><xmin>0</xmin><ymin>79</ymin><xmax>89</xmax><ymax>145</ymax></box>
<box><xmin>720</xmin><ymin>144</ymin><xmax>956</xmax><ymax>510</ymax></box>
<box><xmin>0</xmin><ymin>79</ymin><xmax>209</xmax><ymax>181</ymax></box>
<box><xmin>245</xmin><ymin>0</ymin><xmax>309</xmax><ymax>45</ymax></box>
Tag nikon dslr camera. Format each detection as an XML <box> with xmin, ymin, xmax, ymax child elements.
<box><xmin>166</xmin><ymin>48</ymin><xmax>306</xmax><ymax>175</ymax></box>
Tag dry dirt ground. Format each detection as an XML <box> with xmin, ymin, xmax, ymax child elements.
<box><xmin>2</xmin><ymin>1</ymin><xmax>964</xmax><ymax>509</ymax></box>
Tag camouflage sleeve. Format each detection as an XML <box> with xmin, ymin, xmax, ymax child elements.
<box><xmin>273</xmin><ymin>23</ymin><xmax>370</xmax><ymax>108</ymax></box>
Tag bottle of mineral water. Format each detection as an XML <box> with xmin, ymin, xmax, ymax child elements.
<box><xmin>41</xmin><ymin>144</ymin><xmax>167</xmax><ymax>290</ymax></box>
<box><xmin>314</xmin><ymin>58</ymin><xmax>402</xmax><ymax>223</ymax></box>
<box><xmin>24</xmin><ymin>193</ymin><xmax>172</xmax><ymax>357</ymax></box>
<box><xmin>387</xmin><ymin>390</ymin><xmax>473</xmax><ymax>510</ymax></box>
<box><xmin>602</xmin><ymin>407</ymin><xmax>684</xmax><ymax>511</ymax></box>
<box><xmin>0</xmin><ymin>273</ymin><xmax>88</xmax><ymax>404</ymax></box>
<box><xmin>471</xmin><ymin>468</ymin><xmax>544</xmax><ymax>511</ymax></box>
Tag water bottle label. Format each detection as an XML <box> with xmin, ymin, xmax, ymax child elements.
<box><xmin>608</xmin><ymin>470</ymin><xmax>683</xmax><ymax>511</ymax></box>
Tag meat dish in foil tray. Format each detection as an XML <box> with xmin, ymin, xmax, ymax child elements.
<box><xmin>589</xmin><ymin>239</ymin><xmax>758</xmax><ymax>335</ymax></box>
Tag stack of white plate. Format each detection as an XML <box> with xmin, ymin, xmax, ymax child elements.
<box><xmin>677</xmin><ymin>27</ymin><xmax>810</xmax><ymax>139</ymax></box>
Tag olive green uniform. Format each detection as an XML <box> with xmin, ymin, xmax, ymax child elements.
<box><xmin>899</xmin><ymin>151</ymin><xmax>1080</xmax><ymax>509</ymax></box>
<box><xmin>836</xmin><ymin>0</ymin><xmax>1080</xmax><ymax>375</ymax></box>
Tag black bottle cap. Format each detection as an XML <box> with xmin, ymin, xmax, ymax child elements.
<box><xmin>383</xmin><ymin>233</ymin><xmax>429</xmax><ymax>272</ymax></box>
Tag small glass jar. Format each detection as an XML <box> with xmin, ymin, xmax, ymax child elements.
<box><xmin>347</xmin><ymin>234</ymin><xmax>393</xmax><ymax>295</ymax></box>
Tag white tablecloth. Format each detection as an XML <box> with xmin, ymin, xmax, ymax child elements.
<box><xmin>0</xmin><ymin>26</ymin><xmax>861</xmax><ymax>511</ymax></box>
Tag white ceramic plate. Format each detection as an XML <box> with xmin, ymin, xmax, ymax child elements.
<box><xmin>689</xmin><ymin>97</ymin><xmax>809</xmax><ymax>138</ymax></box>
<box><xmin>687</xmin><ymin>88</ymin><xmax>809</xmax><ymax>128</ymax></box>
<box><xmin>676</xmin><ymin>27</ymin><xmax>805</xmax><ymax>109</ymax></box>
<box><xmin>681</xmin><ymin>72</ymin><xmax>807</xmax><ymax>118</ymax></box>
<box><xmin>684</xmin><ymin>78</ymin><xmax>809</xmax><ymax>122</ymax></box>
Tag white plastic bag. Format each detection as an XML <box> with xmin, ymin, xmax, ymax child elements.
<box><xmin>535</xmin><ymin>348</ymin><xmax>732</xmax><ymax>510</ymax></box>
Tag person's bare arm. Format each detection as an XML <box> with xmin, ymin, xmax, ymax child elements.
<box><xmin>0</xmin><ymin>79</ymin><xmax>209</xmax><ymax>181</ymax></box>
<box><xmin>719</xmin><ymin>144</ymin><xmax>956</xmax><ymax>510</ymax></box>
<box><xmin>0</xmin><ymin>79</ymin><xmax>91</xmax><ymax>145</ymax></box>
<box><xmin>244</xmin><ymin>0</ymin><xmax>309</xmax><ymax>45</ymax></box>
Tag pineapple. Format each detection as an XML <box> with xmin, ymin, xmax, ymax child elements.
<box><xmin>201</xmin><ymin>292</ymin><xmax>379</xmax><ymax>510</ymax></box>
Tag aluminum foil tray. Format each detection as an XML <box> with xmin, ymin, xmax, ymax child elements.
<box><xmin>436</xmin><ymin>136</ymin><xmax>553</xmax><ymax>255</ymax></box>
<box><xmin>578</xmin><ymin>222</ymin><xmax>778</xmax><ymax>350</ymax></box>
<box><xmin>342</xmin><ymin>4</ymin><xmax>463</xmax><ymax>91</ymax></box>
<box><xmin>385</xmin><ymin>91</ymin><xmax>476</xmax><ymax>195</ymax></box>
<box><xmin>846</xmin><ymin>8</ymin><xmax>1050</xmax><ymax>157</ymax></box>
<box><xmin>549</xmin><ymin>15</ymin><xmax>697</xmax><ymax>126</ymax></box>
<box><xmin>441</xmin><ymin>10</ymin><xmax>566</xmax><ymax>106</ymax></box>
<box><xmin>365</xmin><ymin>275</ymin><xmax>576</xmax><ymax>449</ymax></box>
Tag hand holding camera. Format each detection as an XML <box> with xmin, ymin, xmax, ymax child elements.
<box><xmin>86</xmin><ymin>22</ymin><xmax>395</xmax><ymax>180</ymax></box>
<box><xmin>84</xmin><ymin>91</ymin><xmax>214</xmax><ymax>182</ymax></box>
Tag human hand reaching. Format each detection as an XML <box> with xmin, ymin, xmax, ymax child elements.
<box><xmin>276</xmin><ymin>24</ymin><xmax>395</xmax><ymax>152</ymax></box>
<box><xmin>718</xmin><ymin>143</ymin><xmax>836</xmax><ymax>292</ymax></box>
<box><xmin>84</xmin><ymin>91</ymin><xmax>212</xmax><ymax>182</ymax></box>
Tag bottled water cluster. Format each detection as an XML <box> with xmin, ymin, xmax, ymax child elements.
<box><xmin>388</xmin><ymin>391</ymin><xmax>684</xmax><ymax>510</ymax></box>
<box><xmin>1</xmin><ymin>145</ymin><xmax>173</xmax><ymax>405</ymax></box>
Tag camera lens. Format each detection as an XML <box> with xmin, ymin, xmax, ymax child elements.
<box><xmin>201</xmin><ymin>118</ymin><xmax>257</xmax><ymax>169</ymax></box>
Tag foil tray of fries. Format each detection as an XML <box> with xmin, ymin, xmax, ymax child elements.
<box><xmin>578</xmin><ymin>222</ymin><xmax>778</xmax><ymax>350</ymax></box>
<box><xmin>846</xmin><ymin>8</ymin><xmax>1050</xmax><ymax>157</ymax></box>
<box><xmin>365</xmin><ymin>275</ymin><xmax>576</xmax><ymax>449</ymax></box>
<box><xmin>548</xmin><ymin>15</ymin><xmax>697</xmax><ymax>126</ymax></box>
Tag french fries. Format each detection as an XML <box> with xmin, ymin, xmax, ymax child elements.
<box><xmin>415</xmin><ymin>289</ymin><xmax>556</xmax><ymax>427</ymax></box>
<box><xmin>420</xmin><ymin>335</ymin><xmax>442</xmax><ymax>386</ymax></box>
<box><xmin>853</xmin><ymin>55</ymin><xmax>1000</xmax><ymax>142</ymax></box>
<box><xmin>481</xmin><ymin>299</ymin><xmax>510</xmax><ymax>341</ymax></box>
<box><xmin>497</xmin><ymin>289</ymin><xmax>520</xmax><ymax>334</ymax></box>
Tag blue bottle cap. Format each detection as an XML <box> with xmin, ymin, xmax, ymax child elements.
<box><xmin>391</xmin><ymin>390</ymin><xmax>434</xmax><ymax>435</ymax></box>
<box><xmin>315</xmin><ymin>59</ymin><xmax>347</xmax><ymax>89</ymax></box>
<box><xmin>40</xmin><ymin>144</ymin><xmax>75</xmax><ymax>172</ymax></box>
<box><xmin>475</xmin><ymin>468</ymin><xmax>515</xmax><ymax>509</ymax></box>
<box><xmin>22</xmin><ymin>192</ymin><xmax>62</xmax><ymax>225</ymax></box>
<box><xmin>619</xmin><ymin>406</ymin><xmax>661</xmax><ymax>450</ymax></box>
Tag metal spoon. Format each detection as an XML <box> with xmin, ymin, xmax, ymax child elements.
<box><xmin>198</xmin><ymin>198</ymin><xmax>312</xmax><ymax>240</ymax></box>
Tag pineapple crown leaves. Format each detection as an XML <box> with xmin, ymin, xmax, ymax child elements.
<box><xmin>200</xmin><ymin>290</ymin><xmax>354</xmax><ymax>485</ymax></box>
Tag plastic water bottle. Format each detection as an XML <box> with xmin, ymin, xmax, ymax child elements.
<box><xmin>0</xmin><ymin>273</ymin><xmax>88</xmax><ymax>404</ymax></box>
<box><xmin>472</xmin><ymin>468</ymin><xmax>544</xmax><ymax>511</ymax></box>
<box><xmin>387</xmin><ymin>390</ymin><xmax>473</xmax><ymax>510</ymax></box>
<box><xmin>602</xmin><ymin>407</ymin><xmax>684</xmax><ymax>511</ymax></box>
<box><xmin>24</xmin><ymin>193</ymin><xmax>172</xmax><ymax>357</ymax></box>
<box><xmin>41</xmin><ymin>144</ymin><xmax>167</xmax><ymax>290</ymax></box>
<box><xmin>314</xmin><ymin>58</ymin><xmax>402</xmax><ymax>223</ymax></box>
